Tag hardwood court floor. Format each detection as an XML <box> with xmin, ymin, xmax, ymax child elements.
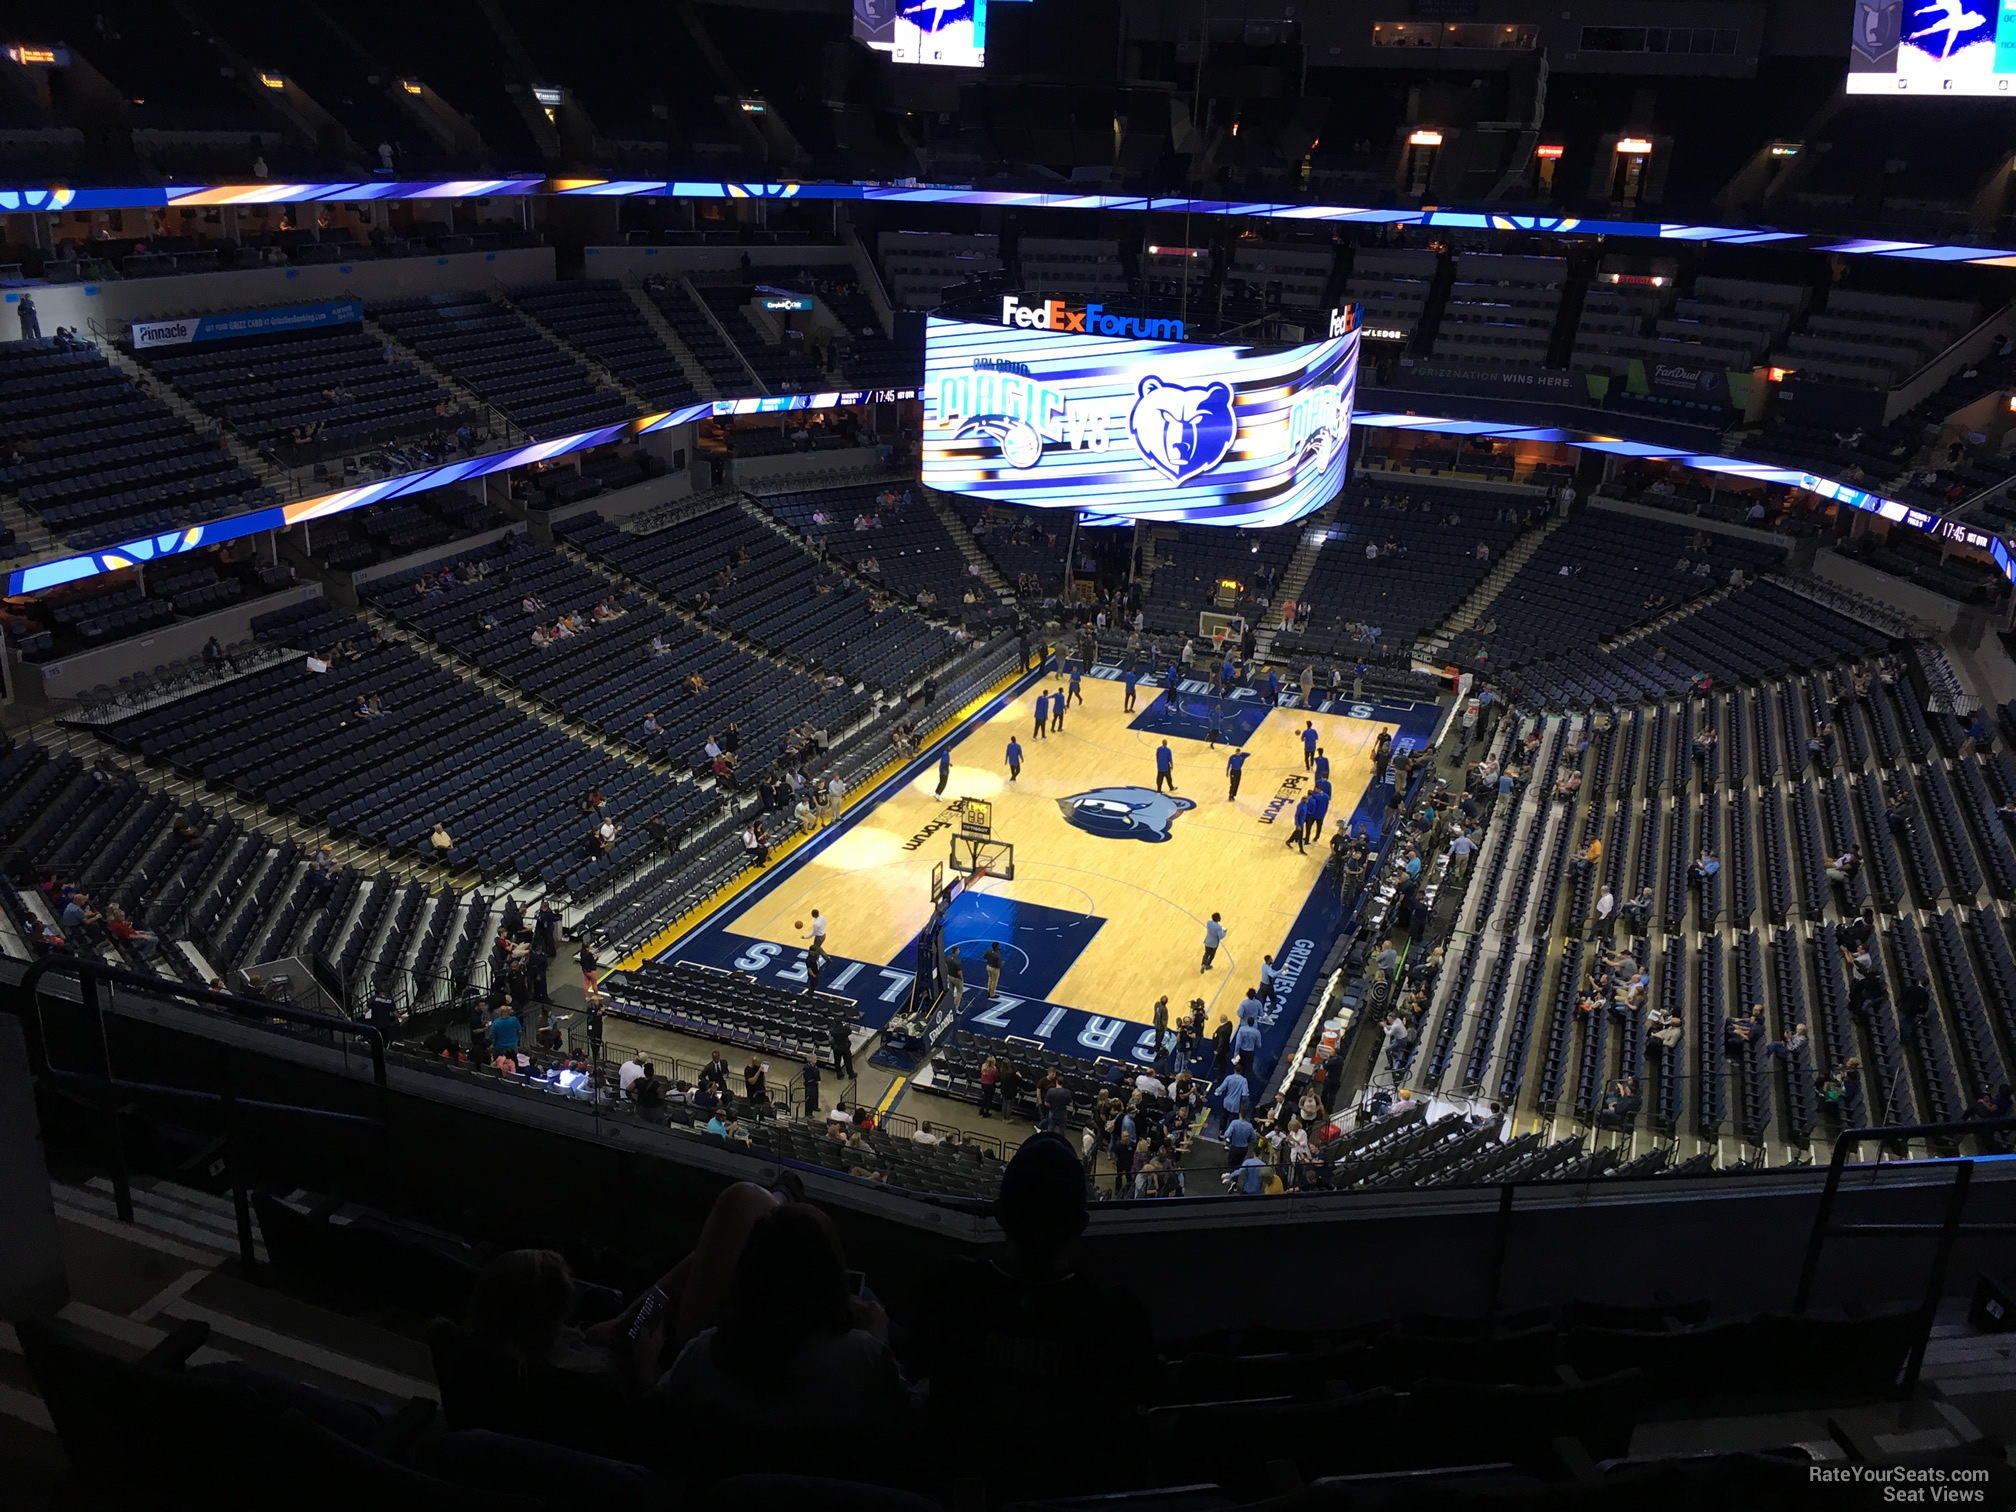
<box><xmin>722</xmin><ymin>677</ymin><xmax>1395</xmax><ymax>1027</ymax></box>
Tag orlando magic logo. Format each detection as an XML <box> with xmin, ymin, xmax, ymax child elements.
<box><xmin>954</xmin><ymin>414</ymin><xmax>1044</xmax><ymax>468</ymax></box>
<box><xmin>1129</xmin><ymin>377</ymin><xmax>1236</xmax><ymax>486</ymax></box>
<box><xmin>1057</xmin><ymin>786</ymin><xmax>1196</xmax><ymax>843</ymax></box>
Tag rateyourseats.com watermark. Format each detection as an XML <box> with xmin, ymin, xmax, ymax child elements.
<box><xmin>1811</xmin><ymin>1465</ymin><xmax>1993</xmax><ymax>1501</ymax></box>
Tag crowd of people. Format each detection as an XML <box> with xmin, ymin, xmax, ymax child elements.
<box><xmin>447</xmin><ymin>1129</ymin><xmax>1146</xmax><ymax>1482</ymax></box>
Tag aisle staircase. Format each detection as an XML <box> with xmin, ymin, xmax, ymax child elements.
<box><xmin>1413</xmin><ymin>514</ymin><xmax>1564</xmax><ymax>662</ymax></box>
<box><xmin>624</xmin><ymin>282</ymin><xmax>720</xmax><ymax>400</ymax></box>
<box><xmin>100</xmin><ymin>344</ymin><xmax>290</xmax><ymax>495</ymax></box>
<box><xmin>1258</xmin><ymin>501</ymin><xmax>1342</xmax><ymax>653</ymax></box>
<box><xmin>924</xmin><ymin>490</ymin><xmax>1013</xmax><ymax>597</ymax></box>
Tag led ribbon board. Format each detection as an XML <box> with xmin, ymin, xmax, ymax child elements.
<box><xmin>921</xmin><ymin>315</ymin><xmax>1357</xmax><ymax>528</ymax></box>
<box><xmin>16</xmin><ymin>388</ymin><xmax>2009</xmax><ymax>594</ymax></box>
<box><xmin>7</xmin><ymin>388</ymin><xmax>914</xmax><ymax>594</ymax></box>
<box><xmin>16</xmin><ymin>173</ymin><xmax>2016</xmax><ymax>263</ymax></box>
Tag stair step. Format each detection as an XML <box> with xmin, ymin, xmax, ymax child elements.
<box><xmin>625</xmin><ymin>283</ymin><xmax>719</xmax><ymax>401</ymax></box>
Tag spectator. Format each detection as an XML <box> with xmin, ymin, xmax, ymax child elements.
<box><xmin>431</xmin><ymin>823</ymin><xmax>454</xmax><ymax>856</ymax></box>
<box><xmin>1598</xmin><ymin>1075</ymin><xmax>1642</xmax><ymax>1128</ymax></box>
<box><xmin>464</xmin><ymin>1250</ymin><xmax>618</xmax><ymax>1376</ymax></box>
<box><xmin>655</xmin><ymin>1204</ymin><xmax>910</xmax><ymax>1433</ymax></box>
<box><xmin>60</xmin><ymin>891</ymin><xmax>98</xmax><ymax>936</ymax></box>
<box><xmin>102</xmin><ymin>905</ymin><xmax>159</xmax><ymax>960</ymax></box>
<box><xmin>916</xmin><ymin>1134</ymin><xmax>1150</xmax><ymax>1483</ymax></box>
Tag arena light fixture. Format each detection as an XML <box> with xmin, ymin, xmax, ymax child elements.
<box><xmin>1408</xmin><ymin>129</ymin><xmax>1444</xmax><ymax>147</ymax></box>
<box><xmin>6</xmin><ymin>45</ymin><xmax>61</xmax><ymax>65</ymax></box>
<box><xmin>1615</xmin><ymin>137</ymin><xmax>1654</xmax><ymax>155</ymax></box>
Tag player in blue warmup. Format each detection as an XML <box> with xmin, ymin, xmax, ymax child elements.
<box><xmin>1123</xmin><ymin>666</ymin><xmax>1139</xmax><ymax>713</ymax></box>
<box><xmin>1226</xmin><ymin>747</ymin><xmax>1248</xmax><ymax>800</ymax></box>
<box><xmin>1301</xmin><ymin>721</ymin><xmax>1319</xmax><ymax>770</ymax></box>
<box><xmin>936</xmin><ymin>744</ymin><xmax>952</xmax><ymax>797</ymax></box>
<box><xmin>1006</xmin><ymin>737</ymin><xmax>1023</xmax><ymax>781</ymax></box>
<box><xmin>1307</xmin><ymin>780</ymin><xmax>1332</xmax><ymax>842</ymax></box>
<box><xmin>1033</xmin><ymin>689</ymin><xmax>1049</xmax><ymax>740</ymax></box>
<box><xmin>1314</xmin><ymin>748</ymin><xmax>1330</xmax><ymax>784</ymax></box>
<box><xmin>1068</xmin><ymin>666</ymin><xmax>1083</xmax><ymax>705</ymax></box>
<box><xmin>1155</xmin><ymin>739</ymin><xmax>1176</xmax><ymax>793</ymax></box>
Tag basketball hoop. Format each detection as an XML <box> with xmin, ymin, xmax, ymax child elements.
<box><xmin>950</xmin><ymin>832</ymin><xmax>1015</xmax><ymax>880</ymax></box>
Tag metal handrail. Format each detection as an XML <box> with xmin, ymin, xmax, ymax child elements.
<box><xmin>1791</xmin><ymin>1113</ymin><xmax>2016</xmax><ymax>1395</ymax></box>
<box><xmin>12</xmin><ymin>954</ymin><xmax>390</xmax><ymax>1267</ymax></box>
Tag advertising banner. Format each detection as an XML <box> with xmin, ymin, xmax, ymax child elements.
<box><xmin>129</xmin><ymin>299</ymin><xmax>365</xmax><ymax>349</ymax></box>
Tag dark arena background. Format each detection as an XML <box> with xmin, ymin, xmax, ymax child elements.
<box><xmin>3</xmin><ymin>2</ymin><xmax>2016</xmax><ymax>1506</ymax></box>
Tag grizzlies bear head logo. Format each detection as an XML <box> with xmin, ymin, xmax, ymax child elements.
<box><xmin>1129</xmin><ymin>377</ymin><xmax>1236</xmax><ymax>485</ymax></box>
<box><xmin>954</xmin><ymin>415</ymin><xmax>1044</xmax><ymax>470</ymax></box>
<box><xmin>1057</xmin><ymin>785</ymin><xmax>1196</xmax><ymax>843</ymax></box>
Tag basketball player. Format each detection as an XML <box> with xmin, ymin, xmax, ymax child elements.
<box><xmin>1051</xmin><ymin>691</ymin><xmax>1065</xmax><ymax>734</ymax></box>
<box><xmin>1123</xmin><ymin>665</ymin><xmax>1138</xmax><ymax>713</ymax></box>
<box><xmin>1155</xmin><ymin>739</ymin><xmax>1176</xmax><ymax>793</ymax></box>
<box><xmin>1033</xmin><ymin>689</ymin><xmax>1049</xmax><ymax>740</ymax></box>
<box><xmin>1286</xmin><ymin>795</ymin><xmax>1310</xmax><ymax>853</ymax></box>
<box><xmin>936</xmin><ymin>745</ymin><xmax>951</xmax><ymax>797</ymax></box>
<box><xmin>1006</xmin><ymin>736</ymin><xmax>1023</xmax><ymax>781</ymax></box>
<box><xmin>1226</xmin><ymin>747</ymin><xmax>1248</xmax><ymax>799</ymax></box>
<box><xmin>1301</xmin><ymin>721</ymin><xmax>1319</xmax><ymax>770</ymax></box>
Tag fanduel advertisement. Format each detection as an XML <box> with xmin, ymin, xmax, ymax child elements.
<box><xmin>921</xmin><ymin>315</ymin><xmax>1357</xmax><ymax>528</ymax></box>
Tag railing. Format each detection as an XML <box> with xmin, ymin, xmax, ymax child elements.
<box><xmin>11</xmin><ymin>955</ymin><xmax>388</xmax><ymax>1270</ymax></box>
<box><xmin>1792</xmin><ymin>1113</ymin><xmax>2016</xmax><ymax>1394</ymax></box>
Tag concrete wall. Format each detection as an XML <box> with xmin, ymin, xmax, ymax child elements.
<box><xmin>15</xmin><ymin>581</ymin><xmax>325</xmax><ymax>707</ymax></box>
<box><xmin>580</xmin><ymin>244</ymin><xmax>855</xmax><ymax>283</ymax></box>
<box><xmin>51</xmin><ymin>975</ymin><xmax>2016</xmax><ymax>1331</ymax></box>
<box><xmin>543</xmin><ymin>470</ymin><xmax>694</xmax><ymax>530</ymax></box>
<box><xmin>1885</xmin><ymin>300</ymin><xmax>2016</xmax><ymax>424</ymax></box>
<box><xmin>1591</xmin><ymin>492</ymin><xmax>1786</xmax><ymax>547</ymax></box>
<box><xmin>732</xmin><ymin>445</ymin><xmax>885</xmax><ymax>492</ymax></box>
<box><xmin>351</xmin><ymin>523</ymin><xmax>527</xmax><ymax>590</ymax></box>
<box><xmin>1813</xmin><ymin>547</ymin><xmax>1966</xmax><ymax>635</ymax></box>
<box><xmin>7</xmin><ymin>246</ymin><xmax>557</xmax><ymax>339</ymax></box>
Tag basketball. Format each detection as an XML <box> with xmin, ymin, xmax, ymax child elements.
<box><xmin>794</xmin><ymin>921</ymin><xmax>804</xmax><ymax>930</ymax></box>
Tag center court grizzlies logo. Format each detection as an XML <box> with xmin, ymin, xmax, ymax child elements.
<box><xmin>1057</xmin><ymin>786</ymin><xmax>1196</xmax><ymax>843</ymax></box>
<box><xmin>1129</xmin><ymin>377</ymin><xmax>1236</xmax><ymax>485</ymax></box>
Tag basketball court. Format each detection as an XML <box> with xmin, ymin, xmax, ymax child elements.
<box><xmin>629</xmin><ymin>663</ymin><xmax>1445</xmax><ymax>1069</ymax></box>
